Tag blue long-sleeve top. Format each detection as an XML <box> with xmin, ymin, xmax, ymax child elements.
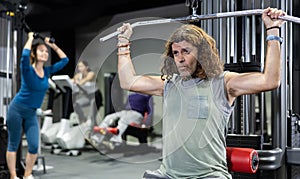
<box><xmin>125</xmin><ymin>93</ymin><xmax>153</xmax><ymax>126</ymax></box>
<box><xmin>13</xmin><ymin>48</ymin><xmax>69</xmax><ymax>109</ymax></box>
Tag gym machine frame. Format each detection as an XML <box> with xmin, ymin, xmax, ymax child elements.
<box><xmin>99</xmin><ymin>1</ymin><xmax>300</xmax><ymax>178</ymax></box>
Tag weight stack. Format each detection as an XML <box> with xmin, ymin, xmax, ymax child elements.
<box><xmin>288</xmin><ymin>114</ymin><xmax>300</xmax><ymax>179</ymax></box>
<box><xmin>290</xmin><ymin>115</ymin><xmax>300</xmax><ymax>148</ymax></box>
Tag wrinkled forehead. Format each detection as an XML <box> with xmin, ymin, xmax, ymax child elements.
<box><xmin>171</xmin><ymin>40</ymin><xmax>196</xmax><ymax>50</ymax></box>
<box><xmin>169</xmin><ymin>32</ymin><xmax>204</xmax><ymax>51</ymax></box>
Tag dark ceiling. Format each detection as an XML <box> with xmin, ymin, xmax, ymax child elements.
<box><xmin>3</xmin><ymin>0</ymin><xmax>184</xmax><ymax>31</ymax></box>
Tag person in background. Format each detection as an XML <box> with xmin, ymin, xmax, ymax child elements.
<box><xmin>91</xmin><ymin>92</ymin><xmax>153</xmax><ymax>148</ymax></box>
<box><xmin>71</xmin><ymin>60</ymin><xmax>102</xmax><ymax>123</ymax></box>
<box><xmin>115</xmin><ymin>7</ymin><xmax>285</xmax><ymax>179</ymax></box>
<box><xmin>6</xmin><ymin>32</ymin><xmax>69</xmax><ymax>179</ymax></box>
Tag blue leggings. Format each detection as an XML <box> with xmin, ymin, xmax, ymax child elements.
<box><xmin>6</xmin><ymin>101</ymin><xmax>39</xmax><ymax>154</ymax></box>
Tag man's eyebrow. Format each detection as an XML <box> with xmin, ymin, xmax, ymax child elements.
<box><xmin>181</xmin><ymin>47</ymin><xmax>192</xmax><ymax>51</ymax></box>
<box><xmin>183</xmin><ymin>47</ymin><xmax>191</xmax><ymax>50</ymax></box>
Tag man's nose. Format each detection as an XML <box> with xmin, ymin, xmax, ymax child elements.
<box><xmin>178</xmin><ymin>54</ymin><xmax>185</xmax><ymax>63</ymax></box>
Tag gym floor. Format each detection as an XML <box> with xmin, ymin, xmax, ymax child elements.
<box><xmin>24</xmin><ymin>138</ymin><xmax>162</xmax><ymax>179</ymax></box>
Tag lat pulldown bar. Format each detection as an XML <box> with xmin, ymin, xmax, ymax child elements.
<box><xmin>23</xmin><ymin>21</ymin><xmax>55</xmax><ymax>43</ymax></box>
<box><xmin>100</xmin><ymin>9</ymin><xmax>300</xmax><ymax>42</ymax></box>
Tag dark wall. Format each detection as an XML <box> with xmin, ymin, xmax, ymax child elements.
<box><xmin>50</xmin><ymin>29</ymin><xmax>76</xmax><ymax>77</ymax></box>
<box><xmin>293</xmin><ymin>1</ymin><xmax>300</xmax><ymax>114</ymax></box>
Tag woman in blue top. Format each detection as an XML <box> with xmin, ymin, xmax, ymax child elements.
<box><xmin>6</xmin><ymin>32</ymin><xmax>69</xmax><ymax>179</ymax></box>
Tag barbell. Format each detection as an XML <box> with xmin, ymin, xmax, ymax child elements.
<box><xmin>100</xmin><ymin>9</ymin><xmax>300</xmax><ymax>42</ymax></box>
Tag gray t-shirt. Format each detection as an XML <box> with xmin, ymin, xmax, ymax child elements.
<box><xmin>160</xmin><ymin>73</ymin><xmax>234</xmax><ymax>179</ymax></box>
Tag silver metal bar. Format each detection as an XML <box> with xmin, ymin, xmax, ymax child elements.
<box><xmin>100</xmin><ymin>9</ymin><xmax>300</xmax><ymax>42</ymax></box>
<box><xmin>260</xmin><ymin>0</ymin><xmax>265</xmax><ymax>139</ymax></box>
<box><xmin>226</xmin><ymin>0</ymin><xmax>234</xmax><ymax>134</ymax></box>
<box><xmin>244</xmin><ymin>16</ymin><xmax>250</xmax><ymax>135</ymax></box>
<box><xmin>0</xmin><ymin>18</ymin><xmax>4</xmax><ymax>117</ymax></box>
<box><xmin>231</xmin><ymin>1</ymin><xmax>236</xmax><ymax>63</ymax></box>
<box><xmin>100</xmin><ymin>19</ymin><xmax>173</xmax><ymax>41</ymax></box>
<box><xmin>279</xmin><ymin>0</ymin><xmax>287</xmax><ymax>150</ymax></box>
<box><xmin>243</xmin><ymin>95</ymin><xmax>250</xmax><ymax>135</ymax></box>
<box><xmin>288</xmin><ymin>0</ymin><xmax>293</xmax><ymax>113</ymax></box>
<box><xmin>260</xmin><ymin>11</ymin><xmax>265</xmax><ymax>70</ymax></box>
<box><xmin>207</xmin><ymin>0</ymin><xmax>212</xmax><ymax>36</ymax></box>
<box><xmin>6</xmin><ymin>19</ymin><xmax>11</xmax><ymax>116</ymax></box>
<box><xmin>202</xmin><ymin>0</ymin><xmax>207</xmax><ymax>32</ymax></box>
<box><xmin>218</xmin><ymin>0</ymin><xmax>222</xmax><ymax>60</ymax></box>
<box><xmin>275</xmin><ymin>0</ymin><xmax>288</xmax><ymax>177</ymax></box>
<box><xmin>226</xmin><ymin>0</ymin><xmax>230</xmax><ymax>64</ymax></box>
<box><xmin>250</xmin><ymin>0</ymin><xmax>255</xmax><ymax>57</ymax></box>
<box><xmin>187</xmin><ymin>9</ymin><xmax>299</xmax><ymax>23</ymax></box>
<box><xmin>245</xmin><ymin>17</ymin><xmax>250</xmax><ymax>62</ymax></box>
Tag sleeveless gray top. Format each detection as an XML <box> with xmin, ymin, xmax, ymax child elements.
<box><xmin>159</xmin><ymin>73</ymin><xmax>234</xmax><ymax>179</ymax></box>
